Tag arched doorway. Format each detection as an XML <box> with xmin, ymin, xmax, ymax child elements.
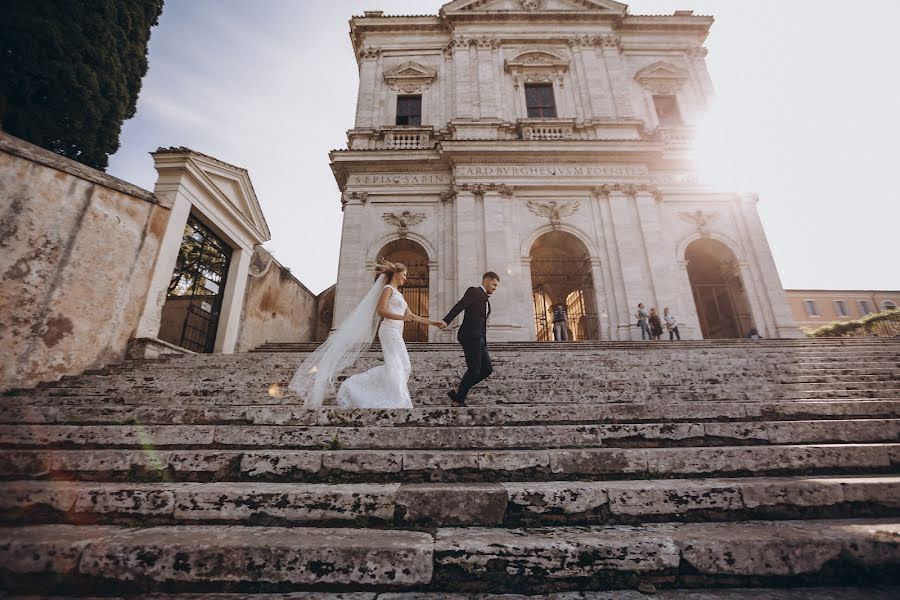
<box><xmin>685</xmin><ymin>238</ymin><xmax>754</xmax><ymax>338</ymax></box>
<box><xmin>529</xmin><ymin>230</ymin><xmax>600</xmax><ymax>341</ymax></box>
<box><xmin>376</xmin><ymin>239</ymin><xmax>430</xmax><ymax>342</ymax></box>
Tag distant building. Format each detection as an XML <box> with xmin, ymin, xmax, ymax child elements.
<box><xmin>784</xmin><ymin>289</ymin><xmax>899</xmax><ymax>330</ymax></box>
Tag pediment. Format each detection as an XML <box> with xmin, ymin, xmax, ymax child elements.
<box><xmin>635</xmin><ymin>61</ymin><xmax>689</xmax><ymax>93</ymax></box>
<box><xmin>383</xmin><ymin>61</ymin><xmax>437</xmax><ymax>93</ymax></box>
<box><xmin>443</xmin><ymin>0</ymin><xmax>627</xmax><ymax>14</ymax></box>
<box><xmin>191</xmin><ymin>159</ymin><xmax>270</xmax><ymax>244</ymax></box>
<box><xmin>505</xmin><ymin>49</ymin><xmax>569</xmax><ymax>73</ymax></box>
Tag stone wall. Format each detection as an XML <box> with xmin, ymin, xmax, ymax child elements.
<box><xmin>235</xmin><ymin>246</ymin><xmax>319</xmax><ymax>351</ymax></box>
<box><xmin>0</xmin><ymin>132</ymin><xmax>171</xmax><ymax>392</ymax></box>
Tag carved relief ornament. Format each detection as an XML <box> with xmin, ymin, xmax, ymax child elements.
<box><xmin>678</xmin><ymin>209</ymin><xmax>718</xmax><ymax>237</ymax></box>
<box><xmin>358</xmin><ymin>46</ymin><xmax>381</xmax><ymax>60</ymax></box>
<box><xmin>453</xmin><ymin>183</ymin><xmax>514</xmax><ymax>198</ymax></box>
<box><xmin>527</xmin><ymin>199</ymin><xmax>581</xmax><ymax>229</ymax></box>
<box><xmin>635</xmin><ymin>61</ymin><xmax>689</xmax><ymax>95</ymax></box>
<box><xmin>382</xmin><ymin>211</ymin><xmax>426</xmax><ymax>238</ymax></box>
<box><xmin>383</xmin><ymin>61</ymin><xmax>437</xmax><ymax>93</ymax></box>
<box><xmin>340</xmin><ymin>191</ymin><xmax>369</xmax><ymax>209</ymax></box>
<box><xmin>505</xmin><ymin>49</ymin><xmax>569</xmax><ymax>88</ymax></box>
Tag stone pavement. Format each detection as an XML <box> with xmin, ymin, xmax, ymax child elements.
<box><xmin>1</xmin><ymin>338</ymin><xmax>898</xmax><ymax>596</ymax></box>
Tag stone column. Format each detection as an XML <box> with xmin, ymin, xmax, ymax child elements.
<box><xmin>134</xmin><ymin>190</ymin><xmax>192</xmax><ymax>340</ymax></box>
<box><xmin>332</xmin><ymin>193</ymin><xmax>369</xmax><ymax>329</ymax></box>
<box><xmin>454</xmin><ymin>187</ymin><xmax>483</xmax><ymax>298</ymax></box>
<box><xmin>475</xmin><ymin>38</ymin><xmax>499</xmax><ymax>119</ymax></box>
<box><xmin>453</xmin><ymin>37</ymin><xmax>475</xmax><ymax>119</ymax></box>
<box><xmin>598</xmin><ymin>35</ymin><xmax>635</xmax><ymax>119</ymax></box>
<box><xmin>604</xmin><ymin>185</ymin><xmax>655</xmax><ymax>340</ymax></box>
<box><xmin>354</xmin><ymin>47</ymin><xmax>381</xmax><ymax>128</ymax></box>
<box><xmin>213</xmin><ymin>245</ymin><xmax>252</xmax><ymax>354</ymax></box>
<box><xmin>737</xmin><ymin>193</ymin><xmax>803</xmax><ymax>338</ymax></box>
<box><xmin>675</xmin><ymin>259</ymin><xmax>703</xmax><ymax>340</ymax></box>
<box><xmin>589</xmin><ymin>257</ymin><xmax>612</xmax><ymax>340</ymax></box>
<box><xmin>566</xmin><ymin>38</ymin><xmax>590</xmax><ymax>121</ymax></box>
<box><xmin>593</xmin><ymin>187</ymin><xmax>629</xmax><ymax>340</ymax></box>
<box><xmin>737</xmin><ymin>260</ymin><xmax>775</xmax><ymax>338</ymax></box>
<box><xmin>585</xmin><ymin>38</ymin><xmax>615</xmax><ymax>119</ymax></box>
<box><xmin>483</xmin><ymin>185</ymin><xmax>529</xmax><ymax>341</ymax></box>
<box><xmin>428</xmin><ymin>261</ymin><xmax>439</xmax><ymax>342</ymax></box>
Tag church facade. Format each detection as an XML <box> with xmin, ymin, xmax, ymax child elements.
<box><xmin>331</xmin><ymin>0</ymin><xmax>801</xmax><ymax>342</ymax></box>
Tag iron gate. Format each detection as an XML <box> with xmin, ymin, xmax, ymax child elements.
<box><xmin>164</xmin><ymin>215</ymin><xmax>232</xmax><ymax>352</ymax></box>
<box><xmin>530</xmin><ymin>255</ymin><xmax>600</xmax><ymax>341</ymax></box>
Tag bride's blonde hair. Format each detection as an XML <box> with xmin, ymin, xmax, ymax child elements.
<box><xmin>375</xmin><ymin>257</ymin><xmax>406</xmax><ymax>280</ymax></box>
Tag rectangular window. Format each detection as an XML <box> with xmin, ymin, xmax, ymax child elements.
<box><xmin>858</xmin><ymin>300</ymin><xmax>872</xmax><ymax>315</ymax></box>
<box><xmin>653</xmin><ymin>95</ymin><xmax>682</xmax><ymax>126</ymax></box>
<box><xmin>804</xmin><ymin>300</ymin><xmax>819</xmax><ymax>316</ymax></box>
<box><xmin>395</xmin><ymin>95</ymin><xmax>422</xmax><ymax>126</ymax></box>
<box><xmin>834</xmin><ymin>300</ymin><xmax>849</xmax><ymax>317</ymax></box>
<box><xmin>525</xmin><ymin>83</ymin><xmax>557</xmax><ymax>118</ymax></box>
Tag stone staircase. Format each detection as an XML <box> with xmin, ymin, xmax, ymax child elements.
<box><xmin>1</xmin><ymin>338</ymin><xmax>899</xmax><ymax>598</ymax></box>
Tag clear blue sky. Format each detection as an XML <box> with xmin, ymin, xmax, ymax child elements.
<box><xmin>108</xmin><ymin>0</ymin><xmax>900</xmax><ymax>294</ymax></box>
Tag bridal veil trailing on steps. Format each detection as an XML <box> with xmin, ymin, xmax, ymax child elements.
<box><xmin>288</xmin><ymin>273</ymin><xmax>413</xmax><ymax>409</ymax></box>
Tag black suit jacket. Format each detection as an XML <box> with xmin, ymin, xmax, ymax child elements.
<box><xmin>443</xmin><ymin>286</ymin><xmax>491</xmax><ymax>342</ymax></box>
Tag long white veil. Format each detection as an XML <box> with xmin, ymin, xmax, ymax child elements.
<box><xmin>288</xmin><ymin>274</ymin><xmax>388</xmax><ymax>408</ymax></box>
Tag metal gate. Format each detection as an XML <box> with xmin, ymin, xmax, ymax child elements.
<box><xmin>530</xmin><ymin>255</ymin><xmax>600</xmax><ymax>341</ymax></box>
<box><xmin>399</xmin><ymin>260</ymin><xmax>429</xmax><ymax>343</ymax></box>
<box><xmin>164</xmin><ymin>215</ymin><xmax>232</xmax><ymax>352</ymax></box>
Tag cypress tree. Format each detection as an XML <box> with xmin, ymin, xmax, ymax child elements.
<box><xmin>0</xmin><ymin>0</ymin><xmax>164</xmax><ymax>170</ymax></box>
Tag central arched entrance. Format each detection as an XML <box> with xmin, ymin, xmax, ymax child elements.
<box><xmin>376</xmin><ymin>238</ymin><xmax>430</xmax><ymax>342</ymax></box>
<box><xmin>529</xmin><ymin>230</ymin><xmax>600</xmax><ymax>341</ymax></box>
<box><xmin>686</xmin><ymin>238</ymin><xmax>754</xmax><ymax>338</ymax></box>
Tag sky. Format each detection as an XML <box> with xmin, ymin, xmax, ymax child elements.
<box><xmin>108</xmin><ymin>0</ymin><xmax>900</xmax><ymax>295</ymax></box>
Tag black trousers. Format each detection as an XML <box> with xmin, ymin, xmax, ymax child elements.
<box><xmin>456</xmin><ymin>337</ymin><xmax>492</xmax><ymax>400</ymax></box>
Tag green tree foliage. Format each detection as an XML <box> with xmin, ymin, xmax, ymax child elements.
<box><xmin>0</xmin><ymin>0</ymin><xmax>164</xmax><ymax>170</ymax></box>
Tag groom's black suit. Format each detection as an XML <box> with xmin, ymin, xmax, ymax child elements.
<box><xmin>443</xmin><ymin>286</ymin><xmax>492</xmax><ymax>401</ymax></box>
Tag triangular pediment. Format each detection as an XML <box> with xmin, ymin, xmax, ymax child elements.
<box><xmin>636</xmin><ymin>61</ymin><xmax>688</xmax><ymax>81</ymax></box>
<box><xmin>190</xmin><ymin>158</ymin><xmax>271</xmax><ymax>244</ymax></box>
<box><xmin>384</xmin><ymin>61</ymin><xmax>437</xmax><ymax>93</ymax></box>
<box><xmin>443</xmin><ymin>0</ymin><xmax>627</xmax><ymax>14</ymax></box>
<box><xmin>506</xmin><ymin>49</ymin><xmax>569</xmax><ymax>73</ymax></box>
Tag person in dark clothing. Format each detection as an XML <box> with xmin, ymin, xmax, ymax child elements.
<box><xmin>440</xmin><ymin>272</ymin><xmax>500</xmax><ymax>406</ymax></box>
<box><xmin>648</xmin><ymin>307</ymin><xmax>663</xmax><ymax>340</ymax></box>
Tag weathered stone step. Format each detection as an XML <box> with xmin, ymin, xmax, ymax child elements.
<box><xmin>4</xmin><ymin>400</ymin><xmax>898</xmax><ymax>426</ymax></box>
<box><xmin>3</xmin><ymin>475</ymin><xmax>898</xmax><ymax>528</ymax></box>
<box><xmin>3</xmin><ymin>443</ymin><xmax>896</xmax><ymax>483</ymax></box>
<box><xmin>29</xmin><ymin>588</ymin><xmax>898</xmax><ymax>600</ymax></box>
<box><xmin>3</xmin><ymin>519</ymin><xmax>898</xmax><ymax>593</ymax></box>
<box><xmin>431</xmin><ymin>519</ymin><xmax>900</xmax><ymax>590</ymax></box>
<box><xmin>2</xmin><ymin>419</ymin><xmax>897</xmax><ymax>450</ymax></box>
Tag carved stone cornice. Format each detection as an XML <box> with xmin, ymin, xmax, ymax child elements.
<box><xmin>598</xmin><ymin>34</ymin><xmax>622</xmax><ymax>50</ymax></box>
<box><xmin>567</xmin><ymin>35</ymin><xmax>596</xmax><ymax>49</ymax></box>
<box><xmin>358</xmin><ymin>47</ymin><xmax>381</xmax><ymax>60</ymax></box>
<box><xmin>475</xmin><ymin>36</ymin><xmax>500</xmax><ymax>49</ymax></box>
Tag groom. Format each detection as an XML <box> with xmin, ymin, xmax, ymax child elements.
<box><xmin>439</xmin><ymin>271</ymin><xmax>501</xmax><ymax>406</ymax></box>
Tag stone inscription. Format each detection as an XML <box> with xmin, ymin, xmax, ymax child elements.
<box><xmin>457</xmin><ymin>165</ymin><xmax>649</xmax><ymax>177</ymax></box>
<box><xmin>350</xmin><ymin>174</ymin><xmax>451</xmax><ymax>185</ymax></box>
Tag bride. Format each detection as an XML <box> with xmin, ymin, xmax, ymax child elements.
<box><xmin>288</xmin><ymin>259</ymin><xmax>443</xmax><ymax>409</ymax></box>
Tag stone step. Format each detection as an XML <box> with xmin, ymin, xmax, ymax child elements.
<box><xmin>15</xmin><ymin>588</ymin><xmax>897</xmax><ymax>600</ymax></box>
<box><xmin>2</xmin><ymin>419</ymin><xmax>897</xmax><ymax>450</ymax></box>
<box><xmin>4</xmin><ymin>400</ymin><xmax>898</xmax><ymax>426</ymax></box>
<box><xmin>2</xmin><ymin>475</ymin><xmax>898</xmax><ymax>528</ymax></box>
<box><xmin>2</xmin><ymin>519</ymin><xmax>898</xmax><ymax>593</ymax></box>
<box><xmin>3</xmin><ymin>443</ymin><xmax>896</xmax><ymax>483</ymax></box>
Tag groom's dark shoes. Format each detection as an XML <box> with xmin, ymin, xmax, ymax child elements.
<box><xmin>448</xmin><ymin>389</ymin><xmax>465</xmax><ymax>406</ymax></box>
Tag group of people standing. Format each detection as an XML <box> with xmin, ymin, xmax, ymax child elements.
<box><xmin>636</xmin><ymin>303</ymin><xmax>680</xmax><ymax>341</ymax></box>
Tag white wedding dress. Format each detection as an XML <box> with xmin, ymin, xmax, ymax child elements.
<box><xmin>335</xmin><ymin>285</ymin><xmax>413</xmax><ymax>409</ymax></box>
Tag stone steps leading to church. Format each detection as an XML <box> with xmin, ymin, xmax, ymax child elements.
<box><xmin>4</xmin><ymin>443</ymin><xmax>896</xmax><ymax>483</ymax></box>
<box><xmin>4</xmin><ymin>339</ymin><xmax>899</xmax><ymax>595</ymax></box>
<box><xmin>4</xmin><ymin>400</ymin><xmax>898</xmax><ymax>426</ymax></box>
<box><xmin>2</xmin><ymin>475</ymin><xmax>898</xmax><ymax>528</ymax></box>
<box><xmin>2</xmin><ymin>519</ymin><xmax>898</xmax><ymax>594</ymax></box>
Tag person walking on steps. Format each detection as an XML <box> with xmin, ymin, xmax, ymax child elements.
<box><xmin>664</xmin><ymin>307</ymin><xmax>680</xmax><ymax>341</ymax></box>
<box><xmin>552</xmin><ymin>303</ymin><xmax>568</xmax><ymax>342</ymax></box>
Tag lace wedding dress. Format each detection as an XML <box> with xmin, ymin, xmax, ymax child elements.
<box><xmin>336</xmin><ymin>285</ymin><xmax>413</xmax><ymax>409</ymax></box>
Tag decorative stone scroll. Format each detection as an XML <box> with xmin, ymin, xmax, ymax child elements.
<box><xmin>382</xmin><ymin>211</ymin><xmax>426</xmax><ymax>238</ymax></box>
<box><xmin>340</xmin><ymin>191</ymin><xmax>369</xmax><ymax>209</ymax></box>
<box><xmin>678</xmin><ymin>209</ymin><xmax>718</xmax><ymax>237</ymax></box>
<box><xmin>527</xmin><ymin>199</ymin><xmax>581</xmax><ymax>229</ymax></box>
<box><xmin>358</xmin><ymin>47</ymin><xmax>381</xmax><ymax>61</ymax></box>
